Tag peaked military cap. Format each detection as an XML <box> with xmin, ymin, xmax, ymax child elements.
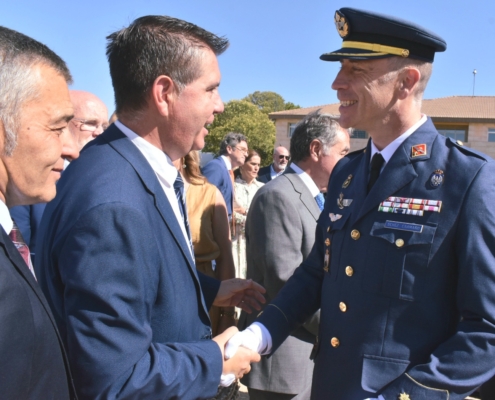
<box><xmin>320</xmin><ymin>8</ymin><xmax>447</xmax><ymax>62</ymax></box>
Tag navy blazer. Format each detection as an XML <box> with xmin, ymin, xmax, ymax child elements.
<box><xmin>35</xmin><ymin>124</ymin><xmax>222</xmax><ymax>400</ymax></box>
<box><xmin>0</xmin><ymin>227</ymin><xmax>75</xmax><ymax>399</ymax></box>
<box><xmin>256</xmin><ymin>165</ymin><xmax>272</xmax><ymax>184</ymax></box>
<box><xmin>202</xmin><ymin>157</ymin><xmax>233</xmax><ymax>217</ymax></box>
<box><xmin>258</xmin><ymin>118</ymin><xmax>495</xmax><ymax>399</ymax></box>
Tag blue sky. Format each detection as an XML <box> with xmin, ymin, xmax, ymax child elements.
<box><xmin>2</xmin><ymin>0</ymin><xmax>494</xmax><ymax>113</ymax></box>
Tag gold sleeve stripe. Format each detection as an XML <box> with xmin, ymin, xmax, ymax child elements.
<box><xmin>266</xmin><ymin>304</ymin><xmax>289</xmax><ymax>323</ymax></box>
<box><xmin>342</xmin><ymin>41</ymin><xmax>410</xmax><ymax>57</ymax></box>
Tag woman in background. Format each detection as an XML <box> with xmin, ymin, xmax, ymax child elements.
<box><xmin>174</xmin><ymin>151</ymin><xmax>236</xmax><ymax>336</ymax></box>
<box><xmin>232</xmin><ymin>150</ymin><xmax>264</xmax><ymax>280</ymax></box>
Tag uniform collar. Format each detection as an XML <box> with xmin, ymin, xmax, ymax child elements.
<box><xmin>370</xmin><ymin>114</ymin><xmax>427</xmax><ymax>166</ymax></box>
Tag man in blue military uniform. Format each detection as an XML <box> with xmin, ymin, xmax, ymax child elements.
<box><xmin>225</xmin><ymin>7</ymin><xmax>495</xmax><ymax>400</ymax></box>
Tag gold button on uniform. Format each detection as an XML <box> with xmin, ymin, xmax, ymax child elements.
<box><xmin>327</xmin><ymin>227</ymin><xmax>331</xmax><ymax>233</ymax></box>
<box><xmin>350</xmin><ymin>229</ymin><xmax>360</xmax><ymax>240</ymax></box>
<box><xmin>325</xmin><ymin>238</ymin><xmax>331</xmax><ymax>246</ymax></box>
<box><xmin>330</xmin><ymin>337</ymin><xmax>340</xmax><ymax>347</ymax></box>
<box><xmin>456</xmin><ymin>140</ymin><xmax>464</xmax><ymax>146</ymax></box>
<box><xmin>339</xmin><ymin>302</ymin><xmax>347</xmax><ymax>312</ymax></box>
<box><xmin>395</xmin><ymin>238</ymin><xmax>405</xmax><ymax>248</ymax></box>
<box><xmin>345</xmin><ymin>266</ymin><xmax>354</xmax><ymax>276</ymax></box>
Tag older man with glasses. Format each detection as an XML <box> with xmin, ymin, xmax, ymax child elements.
<box><xmin>257</xmin><ymin>146</ymin><xmax>290</xmax><ymax>183</ymax></box>
<box><xmin>202</xmin><ymin>132</ymin><xmax>248</xmax><ymax>222</ymax></box>
<box><xmin>69</xmin><ymin>90</ymin><xmax>109</xmax><ymax>150</ymax></box>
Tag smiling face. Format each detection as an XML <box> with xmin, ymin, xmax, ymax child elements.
<box><xmin>166</xmin><ymin>48</ymin><xmax>224</xmax><ymax>159</ymax></box>
<box><xmin>331</xmin><ymin>58</ymin><xmax>399</xmax><ymax>132</ymax></box>
<box><xmin>0</xmin><ymin>63</ymin><xmax>74</xmax><ymax>207</ymax></box>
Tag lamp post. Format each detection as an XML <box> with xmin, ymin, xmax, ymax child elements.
<box><xmin>473</xmin><ymin>69</ymin><xmax>477</xmax><ymax>96</ymax></box>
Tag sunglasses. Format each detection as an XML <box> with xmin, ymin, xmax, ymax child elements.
<box><xmin>279</xmin><ymin>155</ymin><xmax>290</xmax><ymax>160</ymax></box>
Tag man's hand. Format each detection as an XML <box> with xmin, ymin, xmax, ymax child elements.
<box><xmin>213</xmin><ymin>326</ymin><xmax>261</xmax><ymax>385</ymax></box>
<box><xmin>213</xmin><ymin>278</ymin><xmax>266</xmax><ymax>313</ymax></box>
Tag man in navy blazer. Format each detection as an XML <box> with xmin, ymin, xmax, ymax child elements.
<box><xmin>227</xmin><ymin>8</ymin><xmax>495</xmax><ymax>400</ymax></box>
<box><xmin>0</xmin><ymin>26</ymin><xmax>78</xmax><ymax>398</ymax></box>
<box><xmin>36</xmin><ymin>16</ymin><xmax>264</xmax><ymax>400</ymax></box>
<box><xmin>202</xmin><ymin>132</ymin><xmax>248</xmax><ymax>219</ymax></box>
<box><xmin>256</xmin><ymin>146</ymin><xmax>290</xmax><ymax>183</ymax></box>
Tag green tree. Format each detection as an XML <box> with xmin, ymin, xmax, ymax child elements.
<box><xmin>204</xmin><ymin>100</ymin><xmax>275</xmax><ymax>166</ymax></box>
<box><xmin>243</xmin><ymin>91</ymin><xmax>300</xmax><ymax>115</ymax></box>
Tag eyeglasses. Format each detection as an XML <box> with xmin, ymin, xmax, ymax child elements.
<box><xmin>233</xmin><ymin>146</ymin><xmax>249</xmax><ymax>155</ymax></box>
<box><xmin>278</xmin><ymin>155</ymin><xmax>290</xmax><ymax>160</ymax></box>
<box><xmin>71</xmin><ymin>118</ymin><xmax>109</xmax><ymax>133</ymax></box>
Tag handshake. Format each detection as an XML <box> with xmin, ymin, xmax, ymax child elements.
<box><xmin>211</xmin><ymin>278</ymin><xmax>269</xmax><ymax>385</ymax></box>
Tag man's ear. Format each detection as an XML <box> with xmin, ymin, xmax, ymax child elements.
<box><xmin>398</xmin><ymin>67</ymin><xmax>420</xmax><ymax>100</ymax></box>
<box><xmin>151</xmin><ymin>75</ymin><xmax>176</xmax><ymax>116</ymax></box>
<box><xmin>309</xmin><ymin>139</ymin><xmax>322</xmax><ymax>161</ymax></box>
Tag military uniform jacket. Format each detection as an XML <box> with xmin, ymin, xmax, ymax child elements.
<box><xmin>257</xmin><ymin>118</ymin><xmax>495</xmax><ymax>399</ymax></box>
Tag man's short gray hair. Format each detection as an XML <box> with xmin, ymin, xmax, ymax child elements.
<box><xmin>219</xmin><ymin>132</ymin><xmax>247</xmax><ymax>155</ymax></box>
<box><xmin>290</xmin><ymin>110</ymin><xmax>346</xmax><ymax>163</ymax></box>
<box><xmin>0</xmin><ymin>26</ymin><xmax>72</xmax><ymax>155</ymax></box>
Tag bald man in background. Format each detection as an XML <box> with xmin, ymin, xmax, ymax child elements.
<box><xmin>69</xmin><ymin>90</ymin><xmax>109</xmax><ymax>150</ymax></box>
<box><xmin>11</xmin><ymin>90</ymin><xmax>108</xmax><ymax>260</ymax></box>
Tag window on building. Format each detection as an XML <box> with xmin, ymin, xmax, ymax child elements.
<box><xmin>288</xmin><ymin>123</ymin><xmax>297</xmax><ymax>137</ymax></box>
<box><xmin>352</xmin><ymin>130</ymin><xmax>368</xmax><ymax>139</ymax></box>
<box><xmin>437</xmin><ymin>129</ymin><xmax>466</xmax><ymax>142</ymax></box>
<box><xmin>488</xmin><ymin>128</ymin><xmax>495</xmax><ymax>142</ymax></box>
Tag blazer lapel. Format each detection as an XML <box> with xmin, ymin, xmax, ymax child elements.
<box><xmin>0</xmin><ymin>229</ymin><xmax>77</xmax><ymax>397</ymax></box>
<box><xmin>354</xmin><ymin>118</ymin><xmax>437</xmax><ymax>223</ymax></box>
<box><xmin>103</xmin><ymin>126</ymin><xmax>209</xmax><ymax>315</ymax></box>
<box><xmin>284</xmin><ymin>168</ymin><xmax>320</xmax><ymax>220</ymax></box>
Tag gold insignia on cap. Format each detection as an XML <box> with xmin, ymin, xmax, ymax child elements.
<box><xmin>335</xmin><ymin>10</ymin><xmax>349</xmax><ymax>38</ymax></box>
<box><xmin>401</xmin><ymin>49</ymin><xmax>410</xmax><ymax>58</ymax></box>
<box><xmin>399</xmin><ymin>393</ymin><xmax>411</xmax><ymax>400</ymax></box>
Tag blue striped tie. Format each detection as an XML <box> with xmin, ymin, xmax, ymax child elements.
<box><xmin>173</xmin><ymin>172</ymin><xmax>193</xmax><ymax>255</ymax></box>
<box><xmin>315</xmin><ymin>192</ymin><xmax>325</xmax><ymax>211</ymax></box>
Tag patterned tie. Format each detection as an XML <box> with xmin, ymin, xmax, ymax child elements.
<box><xmin>9</xmin><ymin>220</ymin><xmax>36</xmax><ymax>279</ymax></box>
<box><xmin>315</xmin><ymin>192</ymin><xmax>325</xmax><ymax>212</ymax></box>
<box><xmin>173</xmin><ymin>171</ymin><xmax>193</xmax><ymax>254</ymax></box>
<box><xmin>368</xmin><ymin>152</ymin><xmax>385</xmax><ymax>193</ymax></box>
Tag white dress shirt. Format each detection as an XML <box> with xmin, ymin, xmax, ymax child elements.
<box><xmin>290</xmin><ymin>162</ymin><xmax>320</xmax><ymax>197</ymax></box>
<box><xmin>0</xmin><ymin>200</ymin><xmax>13</xmax><ymax>235</ymax></box>
<box><xmin>370</xmin><ymin>115</ymin><xmax>427</xmax><ymax>169</ymax></box>
<box><xmin>114</xmin><ymin>120</ymin><xmax>191</xmax><ymax>255</ymax></box>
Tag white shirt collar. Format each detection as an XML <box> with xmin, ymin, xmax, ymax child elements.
<box><xmin>0</xmin><ymin>200</ymin><xmax>13</xmax><ymax>234</ymax></box>
<box><xmin>115</xmin><ymin>120</ymin><xmax>177</xmax><ymax>188</ymax></box>
<box><xmin>290</xmin><ymin>163</ymin><xmax>320</xmax><ymax>197</ymax></box>
<box><xmin>270</xmin><ymin>164</ymin><xmax>284</xmax><ymax>179</ymax></box>
<box><xmin>370</xmin><ymin>115</ymin><xmax>427</xmax><ymax>165</ymax></box>
<box><xmin>220</xmin><ymin>155</ymin><xmax>232</xmax><ymax>170</ymax></box>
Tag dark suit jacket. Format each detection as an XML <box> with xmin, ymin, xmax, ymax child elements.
<box><xmin>257</xmin><ymin>118</ymin><xmax>495</xmax><ymax>399</ymax></box>
<box><xmin>10</xmin><ymin>203</ymin><xmax>46</xmax><ymax>263</ymax></box>
<box><xmin>35</xmin><ymin>125</ymin><xmax>222</xmax><ymax>400</ymax></box>
<box><xmin>256</xmin><ymin>165</ymin><xmax>272</xmax><ymax>184</ymax></box>
<box><xmin>0</xmin><ymin>227</ymin><xmax>75</xmax><ymax>399</ymax></box>
<box><xmin>240</xmin><ymin>167</ymin><xmax>319</xmax><ymax>395</ymax></box>
<box><xmin>202</xmin><ymin>157</ymin><xmax>233</xmax><ymax>217</ymax></box>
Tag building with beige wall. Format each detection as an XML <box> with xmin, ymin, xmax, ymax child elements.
<box><xmin>270</xmin><ymin>96</ymin><xmax>495</xmax><ymax>159</ymax></box>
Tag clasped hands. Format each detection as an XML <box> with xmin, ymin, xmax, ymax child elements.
<box><xmin>212</xmin><ymin>278</ymin><xmax>266</xmax><ymax>385</ymax></box>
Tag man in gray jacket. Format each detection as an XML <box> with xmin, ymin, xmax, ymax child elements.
<box><xmin>239</xmin><ymin>110</ymin><xmax>350</xmax><ymax>399</ymax></box>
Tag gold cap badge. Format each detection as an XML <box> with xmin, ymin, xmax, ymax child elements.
<box><xmin>335</xmin><ymin>10</ymin><xmax>350</xmax><ymax>38</ymax></box>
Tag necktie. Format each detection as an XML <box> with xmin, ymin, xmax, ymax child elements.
<box><xmin>173</xmin><ymin>171</ymin><xmax>193</xmax><ymax>255</ymax></box>
<box><xmin>315</xmin><ymin>192</ymin><xmax>325</xmax><ymax>211</ymax></box>
<box><xmin>367</xmin><ymin>153</ymin><xmax>385</xmax><ymax>193</ymax></box>
<box><xmin>9</xmin><ymin>220</ymin><xmax>36</xmax><ymax>279</ymax></box>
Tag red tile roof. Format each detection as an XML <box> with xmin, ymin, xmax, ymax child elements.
<box><xmin>270</xmin><ymin>96</ymin><xmax>495</xmax><ymax>121</ymax></box>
